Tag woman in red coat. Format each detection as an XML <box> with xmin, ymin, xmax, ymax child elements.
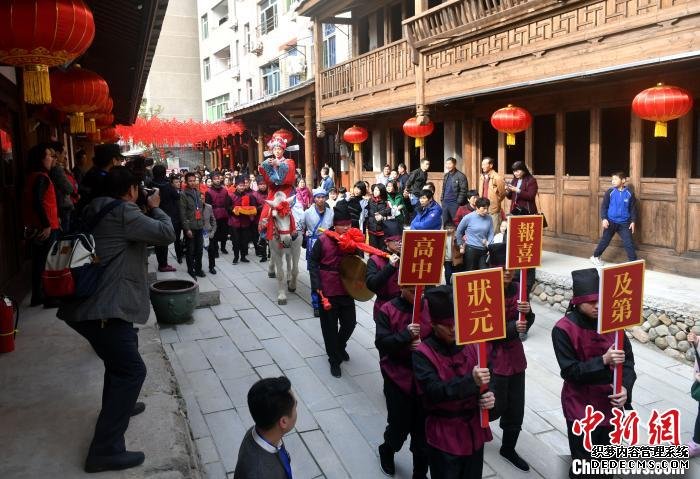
<box><xmin>258</xmin><ymin>136</ymin><xmax>296</xmax><ymax>238</ymax></box>
<box><xmin>505</xmin><ymin>161</ymin><xmax>538</xmax><ymax>215</ymax></box>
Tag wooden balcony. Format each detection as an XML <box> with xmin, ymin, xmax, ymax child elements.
<box><xmin>318</xmin><ymin>39</ymin><xmax>416</xmax><ymax>119</ymax></box>
<box><xmin>404</xmin><ymin>0</ymin><xmax>554</xmax><ymax>50</ymax></box>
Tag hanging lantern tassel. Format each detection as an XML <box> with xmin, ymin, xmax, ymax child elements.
<box><xmin>415</xmin><ymin>138</ymin><xmax>423</xmax><ymax>148</ymax></box>
<box><xmin>70</xmin><ymin>112</ymin><xmax>86</xmax><ymax>134</ymax></box>
<box><xmin>506</xmin><ymin>133</ymin><xmax>516</xmax><ymax>146</ymax></box>
<box><xmin>85</xmin><ymin>118</ymin><xmax>97</xmax><ymax>133</ymax></box>
<box><xmin>353</xmin><ymin>143</ymin><xmax>360</xmax><ymax>152</ymax></box>
<box><xmin>23</xmin><ymin>65</ymin><xmax>52</xmax><ymax>104</ymax></box>
<box><xmin>654</xmin><ymin>121</ymin><xmax>667</xmax><ymax>138</ymax></box>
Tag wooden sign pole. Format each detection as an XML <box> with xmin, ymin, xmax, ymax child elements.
<box><xmin>518</xmin><ymin>269</ymin><xmax>528</xmax><ymax>324</ymax></box>
<box><xmin>412</xmin><ymin>285</ymin><xmax>424</xmax><ymax>325</ymax></box>
<box><xmin>479</xmin><ymin>342</ymin><xmax>489</xmax><ymax>428</ymax></box>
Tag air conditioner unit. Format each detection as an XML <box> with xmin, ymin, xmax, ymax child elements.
<box><xmin>287</xmin><ymin>56</ymin><xmax>305</xmax><ymax>75</ymax></box>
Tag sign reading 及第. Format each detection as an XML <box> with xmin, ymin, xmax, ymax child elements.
<box><xmin>506</xmin><ymin>215</ymin><xmax>544</xmax><ymax>270</ymax></box>
<box><xmin>398</xmin><ymin>230</ymin><xmax>446</xmax><ymax>285</ymax></box>
<box><xmin>598</xmin><ymin>260</ymin><xmax>645</xmax><ymax>334</ymax></box>
<box><xmin>453</xmin><ymin>268</ymin><xmax>506</xmax><ymax>345</ymax></box>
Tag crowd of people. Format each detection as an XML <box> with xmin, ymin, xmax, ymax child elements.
<box><xmin>22</xmin><ymin>132</ymin><xmax>654</xmax><ymax>478</ymax></box>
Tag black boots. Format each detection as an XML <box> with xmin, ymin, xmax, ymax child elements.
<box><xmin>84</xmin><ymin>451</ymin><xmax>145</xmax><ymax>473</ymax></box>
<box><xmin>378</xmin><ymin>443</ymin><xmax>395</xmax><ymax>476</ymax></box>
<box><xmin>500</xmin><ymin>428</ymin><xmax>530</xmax><ymax>471</ymax></box>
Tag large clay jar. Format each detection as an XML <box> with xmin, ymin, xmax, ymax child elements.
<box><xmin>149</xmin><ymin>279</ymin><xmax>198</xmax><ymax>324</ymax></box>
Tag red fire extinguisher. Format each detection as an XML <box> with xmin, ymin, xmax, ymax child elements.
<box><xmin>0</xmin><ymin>295</ymin><xmax>18</xmax><ymax>353</ymax></box>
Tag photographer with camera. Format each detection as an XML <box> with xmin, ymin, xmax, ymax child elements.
<box><xmin>57</xmin><ymin>166</ymin><xmax>175</xmax><ymax>473</ymax></box>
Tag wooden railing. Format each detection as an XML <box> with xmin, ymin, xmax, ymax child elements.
<box><xmin>403</xmin><ymin>0</ymin><xmax>546</xmax><ymax>48</ymax></box>
<box><xmin>319</xmin><ymin>39</ymin><xmax>415</xmax><ymax>101</ymax></box>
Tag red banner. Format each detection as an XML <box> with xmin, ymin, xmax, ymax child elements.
<box><xmin>398</xmin><ymin>230</ymin><xmax>446</xmax><ymax>285</ymax></box>
<box><xmin>598</xmin><ymin>260</ymin><xmax>645</xmax><ymax>334</ymax></box>
<box><xmin>506</xmin><ymin>215</ymin><xmax>544</xmax><ymax>270</ymax></box>
<box><xmin>453</xmin><ymin>268</ymin><xmax>506</xmax><ymax>345</ymax></box>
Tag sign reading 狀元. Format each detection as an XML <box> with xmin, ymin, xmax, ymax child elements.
<box><xmin>453</xmin><ymin>268</ymin><xmax>507</xmax><ymax>345</ymax></box>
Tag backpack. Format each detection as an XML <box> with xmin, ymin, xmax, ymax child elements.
<box><xmin>42</xmin><ymin>199</ymin><xmax>123</xmax><ymax>299</ymax></box>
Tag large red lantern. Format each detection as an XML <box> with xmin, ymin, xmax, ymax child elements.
<box><xmin>100</xmin><ymin>127</ymin><xmax>118</xmax><ymax>143</ymax></box>
<box><xmin>273</xmin><ymin>128</ymin><xmax>294</xmax><ymax>145</ymax></box>
<box><xmin>50</xmin><ymin>65</ymin><xmax>109</xmax><ymax>133</ymax></box>
<box><xmin>403</xmin><ymin>117</ymin><xmax>435</xmax><ymax>147</ymax></box>
<box><xmin>491</xmin><ymin>105</ymin><xmax>532</xmax><ymax>146</ymax></box>
<box><xmin>343</xmin><ymin>125</ymin><xmax>368</xmax><ymax>152</ymax></box>
<box><xmin>632</xmin><ymin>83</ymin><xmax>693</xmax><ymax>138</ymax></box>
<box><xmin>0</xmin><ymin>0</ymin><xmax>95</xmax><ymax>104</ymax></box>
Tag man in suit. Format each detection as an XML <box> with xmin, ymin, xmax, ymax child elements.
<box><xmin>234</xmin><ymin>377</ymin><xmax>298</xmax><ymax>479</ymax></box>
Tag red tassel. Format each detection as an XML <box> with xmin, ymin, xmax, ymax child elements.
<box><xmin>242</xmin><ymin>195</ymin><xmax>250</xmax><ymax>207</ymax></box>
<box><xmin>318</xmin><ymin>291</ymin><xmax>332</xmax><ymax>311</ymax></box>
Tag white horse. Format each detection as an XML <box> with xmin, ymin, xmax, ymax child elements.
<box><xmin>264</xmin><ymin>192</ymin><xmax>302</xmax><ymax>305</ymax></box>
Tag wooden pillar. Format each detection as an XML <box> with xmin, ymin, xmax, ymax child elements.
<box><xmin>403</xmin><ymin>134</ymin><xmax>410</xmax><ymax>166</ymax></box>
<box><xmin>461</xmin><ymin>118</ymin><xmax>474</xmax><ymax>188</ymax></box>
<box><xmin>555</xmin><ymin>111</ymin><xmax>565</xmax><ymax>237</ymax></box>
<box><xmin>304</xmin><ymin>95</ymin><xmax>314</xmax><ymax>187</ymax></box>
<box><xmin>257</xmin><ymin>124</ymin><xmax>264</xmax><ymax>165</ymax></box>
<box><xmin>386</xmin><ymin>128</ymin><xmax>394</xmax><ymax>168</ymax></box>
<box><xmin>675</xmin><ymin>114</ymin><xmax>692</xmax><ymax>254</ymax></box>
<box><xmin>524</xmin><ymin>126</ymin><xmax>533</xmax><ymax>173</ymax></box>
<box><xmin>312</xmin><ymin>18</ymin><xmax>325</xmax><ymax>138</ymax></box>
<box><xmin>629</xmin><ymin>115</ymin><xmax>642</xmax><ymax>194</ymax></box>
<box><xmin>497</xmin><ymin>132</ymin><xmax>505</xmax><ymax>177</ymax></box>
<box><xmin>415</xmin><ymin>0</ymin><xmax>428</xmax><ymax>11</ymax></box>
<box><xmin>355</xmin><ymin>149</ymin><xmax>363</xmax><ymax>186</ymax></box>
<box><xmin>589</xmin><ymin>108</ymin><xmax>601</xmax><ymax>242</ymax></box>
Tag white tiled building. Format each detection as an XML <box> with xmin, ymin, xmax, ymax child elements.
<box><xmin>196</xmin><ymin>0</ymin><xmax>350</xmax><ymax>122</ymax></box>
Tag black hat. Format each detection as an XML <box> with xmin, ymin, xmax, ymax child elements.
<box><xmin>488</xmin><ymin>242</ymin><xmax>507</xmax><ymax>267</ymax></box>
<box><xmin>424</xmin><ymin>285</ymin><xmax>454</xmax><ymax>325</ymax></box>
<box><xmin>93</xmin><ymin>143</ymin><xmax>123</xmax><ymax>168</ymax></box>
<box><xmin>571</xmin><ymin>268</ymin><xmax>600</xmax><ymax>305</ymax></box>
<box><xmin>382</xmin><ymin>219</ymin><xmax>403</xmax><ymax>241</ymax></box>
<box><xmin>234</xmin><ymin>175</ymin><xmax>246</xmax><ymax>185</ymax></box>
<box><xmin>333</xmin><ymin>200</ymin><xmax>352</xmax><ymax>225</ymax></box>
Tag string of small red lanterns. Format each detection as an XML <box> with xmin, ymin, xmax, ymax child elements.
<box><xmin>115</xmin><ymin>117</ymin><xmax>245</xmax><ymax>147</ymax></box>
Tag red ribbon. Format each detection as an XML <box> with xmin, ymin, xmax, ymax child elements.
<box><xmin>266</xmin><ymin>201</ymin><xmax>296</xmax><ymax>240</ymax></box>
<box><xmin>323</xmin><ymin>228</ymin><xmax>389</xmax><ymax>258</ymax></box>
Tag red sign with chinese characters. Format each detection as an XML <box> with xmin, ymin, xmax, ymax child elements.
<box><xmin>453</xmin><ymin>268</ymin><xmax>507</xmax><ymax>345</ymax></box>
<box><xmin>598</xmin><ymin>260</ymin><xmax>645</xmax><ymax>334</ymax></box>
<box><xmin>398</xmin><ymin>230</ymin><xmax>446</xmax><ymax>286</ymax></box>
<box><xmin>506</xmin><ymin>215</ymin><xmax>544</xmax><ymax>270</ymax></box>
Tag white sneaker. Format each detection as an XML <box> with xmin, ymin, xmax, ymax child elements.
<box><xmin>590</xmin><ymin>256</ymin><xmax>604</xmax><ymax>267</ymax></box>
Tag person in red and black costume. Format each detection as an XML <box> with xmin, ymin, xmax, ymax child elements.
<box><xmin>486</xmin><ymin>243</ymin><xmax>534</xmax><ymax>472</ymax></box>
<box><xmin>24</xmin><ymin>143</ymin><xmax>61</xmax><ymax>307</ymax></box>
<box><xmin>251</xmin><ymin>176</ymin><xmax>268</xmax><ymax>262</ymax></box>
<box><xmin>229</xmin><ymin>175</ymin><xmax>258</xmax><ymax>264</ymax></box>
<box><xmin>413</xmin><ymin>285</ymin><xmax>495</xmax><ymax>479</ymax></box>
<box><xmin>375</xmin><ymin>283</ymin><xmax>431</xmax><ymax>478</ymax></box>
<box><xmin>552</xmin><ymin>268</ymin><xmax>636</xmax><ymax>479</ymax></box>
<box><xmin>308</xmin><ymin>200</ymin><xmax>358</xmax><ymax>378</ymax></box>
<box><xmin>205</xmin><ymin>171</ymin><xmax>232</xmax><ymax>257</ymax></box>
<box><xmin>257</xmin><ymin>135</ymin><xmax>296</xmax><ymax>236</ymax></box>
<box><xmin>366</xmin><ymin>219</ymin><xmax>402</xmax><ymax>320</ymax></box>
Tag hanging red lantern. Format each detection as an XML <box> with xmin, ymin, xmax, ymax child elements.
<box><xmin>100</xmin><ymin>127</ymin><xmax>118</xmax><ymax>143</ymax></box>
<box><xmin>50</xmin><ymin>65</ymin><xmax>109</xmax><ymax>133</ymax></box>
<box><xmin>87</xmin><ymin>96</ymin><xmax>114</xmax><ymax>133</ymax></box>
<box><xmin>273</xmin><ymin>128</ymin><xmax>294</xmax><ymax>144</ymax></box>
<box><xmin>491</xmin><ymin>105</ymin><xmax>532</xmax><ymax>146</ymax></box>
<box><xmin>632</xmin><ymin>83</ymin><xmax>693</xmax><ymax>138</ymax></box>
<box><xmin>403</xmin><ymin>117</ymin><xmax>435</xmax><ymax>147</ymax></box>
<box><xmin>343</xmin><ymin>125</ymin><xmax>368</xmax><ymax>152</ymax></box>
<box><xmin>0</xmin><ymin>0</ymin><xmax>95</xmax><ymax>104</ymax></box>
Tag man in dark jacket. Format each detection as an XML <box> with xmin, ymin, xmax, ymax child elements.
<box><xmin>440</xmin><ymin>157</ymin><xmax>468</xmax><ymax>227</ymax></box>
<box><xmin>404</xmin><ymin>159</ymin><xmax>430</xmax><ymax>207</ymax></box>
<box><xmin>180</xmin><ymin>172</ymin><xmax>206</xmax><ymax>279</ymax></box>
<box><xmin>58</xmin><ymin>166</ymin><xmax>175</xmax><ymax>473</ymax></box>
<box><xmin>205</xmin><ymin>171</ymin><xmax>232</xmax><ymax>256</ymax></box>
<box><xmin>78</xmin><ymin>143</ymin><xmax>121</xmax><ymax>214</ymax></box>
<box><xmin>151</xmin><ymin>164</ymin><xmax>179</xmax><ymax>271</ymax></box>
<box><xmin>234</xmin><ymin>377</ymin><xmax>297</xmax><ymax>479</ymax></box>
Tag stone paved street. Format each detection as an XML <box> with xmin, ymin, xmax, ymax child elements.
<box><xmin>155</xmin><ymin>250</ymin><xmax>700</xmax><ymax>479</ymax></box>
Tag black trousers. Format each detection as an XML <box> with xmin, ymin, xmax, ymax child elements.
<box><xmin>464</xmin><ymin>246</ymin><xmax>487</xmax><ymax>271</ymax></box>
<box><xmin>154</xmin><ymin>244</ymin><xmax>169</xmax><ymax>268</ymax></box>
<box><xmin>444</xmin><ymin>261</ymin><xmax>464</xmax><ymax>286</ymax></box>
<box><xmin>185</xmin><ymin>229</ymin><xmax>204</xmax><ymax>274</ymax></box>
<box><xmin>66</xmin><ymin>319</ymin><xmax>146</xmax><ymax>456</ymax></box>
<box><xmin>230</xmin><ymin>226</ymin><xmax>251</xmax><ymax>259</ymax></box>
<box><xmin>213</xmin><ymin>219</ymin><xmax>229</xmax><ymax>251</ymax></box>
<box><xmin>442</xmin><ymin>201</ymin><xmax>458</xmax><ymax>227</ymax></box>
<box><xmin>429</xmin><ymin>445</ymin><xmax>484</xmax><ymax>479</ymax></box>
<box><xmin>207</xmin><ymin>235</ymin><xmax>216</xmax><ymax>269</ymax></box>
<box><xmin>319</xmin><ymin>295</ymin><xmax>356</xmax><ymax>366</ymax></box>
<box><xmin>490</xmin><ymin>372</ymin><xmax>525</xmax><ymax>449</ymax></box>
<box><xmin>383</xmin><ymin>375</ymin><xmax>429</xmax><ymax>474</ymax></box>
<box><xmin>566</xmin><ymin>420</ymin><xmax>612</xmax><ymax>479</ymax></box>
<box><xmin>173</xmin><ymin>224</ymin><xmax>183</xmax><ymax>262</ymax></box>
<box><xmin>30</xmin><ymin>229</ymin><xmax>59</xmax><ymax>304</ymax></box>
<box><xmin>694</xmin><ymin>401</ymin><xmax>700</xmax><ymax>443</ymax></box>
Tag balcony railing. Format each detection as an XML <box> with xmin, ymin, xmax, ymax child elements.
<box><xmin>403</xmin><ymin>0</ymin><xmax>547</xmax><ymax>49</ymax></box>
<box><xmin>319</xmin><ymin>39</ymin><xmax>415</xmax><ymax>101</ymax></box>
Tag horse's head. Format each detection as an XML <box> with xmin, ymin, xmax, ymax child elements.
<box><xmin>266</xmin><ymin>192</ymin><xmax>296</xmax><ymax>247</ymax></box>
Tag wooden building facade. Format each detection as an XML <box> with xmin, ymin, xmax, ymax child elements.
<box><xmin>296</xmin><ymin>0</ymin><xmax>700</xmax><ymax>277</ymax></box>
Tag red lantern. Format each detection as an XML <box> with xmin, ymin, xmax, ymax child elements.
<box><xmin>0</xmin><ymin>0</ymin><xmax>95</xmax><ymax>104</ymax></box>
<box><xmin>273</xmin><ymin>128</ymin><xmax>294</xmax><ymax>145</ymax></box>
<box><xmin>50</xmin><ymin>65</ymin><xmax>109</xmax><ymax>133</ymax></box>
<box><xmin>343</xmin><ymin>125</ymin><xmax>368</xmax><ymax>152</ymax></box>
<box><xmin>632</xmin><ymin>83</ymin><xmax>693</xmax><ymax>138</ymax></box>
<box><xmin>100</xmin><ymin>127</ymin><xmax>118</xmax><ymax>143</ymax></box>
<box><xmin>491</xmin><ymin>105</ymin><xmax>532</xmax><ymax>146</ymax></box>
<box><xmin>403</xmin><ymin>117</ymin><xmax>435</xmax><ymax>147</ymax></box>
